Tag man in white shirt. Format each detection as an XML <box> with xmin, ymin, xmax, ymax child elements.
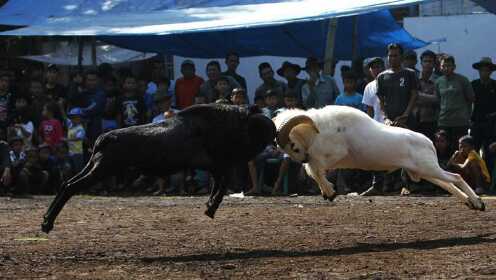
<box><xmin>362</xmin><ymin>57</ymin><xmax>385</xmax><ymax>123</ymax></box>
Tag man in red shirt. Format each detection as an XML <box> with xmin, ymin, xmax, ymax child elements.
<box><xmin>174</xmin><ymin>60</ymin><xmax>204</xmax><ymax>109</ymax></box>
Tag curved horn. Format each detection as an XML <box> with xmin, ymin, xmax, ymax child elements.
<box><xmin>276</xmin><ymin>115</ymin><xmax>318</xmax><ymax>148</ymax></box>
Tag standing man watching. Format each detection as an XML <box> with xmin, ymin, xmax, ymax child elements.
<box><xmin>363</xmin><ymin>44</ymin><xmax>418</xmax><ymax>195</ymax></box>
<box><xmin>254</xmin><ymin>62</ymin><xmax>286</xmax><ymax>105</ymax></box>
<box><xmin>415</xmin><ymin>50</ymin><xmax>440</xmax><ymax>140</ymax></box>
<box><xmin>222</xmin><ymin>52</ymin><xmax>247</xmax><ymax>91</ymax></box>
<box><xmin>377</xmin><ymin>44</ymin><xmax>418</xmax><ymax>129</ymax></box>
<box><xmin>301</xmin><ymin>57</ymin><xmax>339</xmax><ymax>109</ymax></box>
<box><xmin>470</xmin><ymin>57</ymin><xmax>496</xmax><ymax>171</ymax></box>
<box><xmin>435</xmin><ymin>55</ymin><xmax>474</xmax><ymax>152</ymax></box>
<box><xmin>362</xmin><ymin>57</ymin><xmax>385</xmax><ymax>123</ymax></box>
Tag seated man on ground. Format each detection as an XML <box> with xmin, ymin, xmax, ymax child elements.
<box><xmin>447</xmin><ymin>135</ymin><xmax>490</xmax><ymax>195</ymax></box>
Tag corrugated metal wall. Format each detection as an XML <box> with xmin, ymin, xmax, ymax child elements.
<box><xmin>420</xmin><ymin>0</ymin><xmax>486</xmax><ymax>16</ymax></box>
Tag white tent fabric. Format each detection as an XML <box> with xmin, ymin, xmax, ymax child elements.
<box><xmin>21</xmin><ymin>41</ymin><xmax>157</xmax><ymax>66</ymax></box>
<box><xmin>0</xmin><ymin>0</ymin><xmax>434</xmax><ymax>36</ymax></box>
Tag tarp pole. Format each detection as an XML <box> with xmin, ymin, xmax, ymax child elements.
<box><xmin>351</xmin><ymin>15</ymin><xmax>359</xmax><ymax>59</ymax></box>
<box><xmin>91</xmin><ymin>37</ymin><xmax>97</xmax><ymax>66</ymax></box>
<box><xmin>323</xmin><ymin>18</ymin><xmax>338</xmax><ymax>76</ymax></box>
<box><xmin>77</xmin><ymin>37</ymin><xmax>83</xmax><ymax>70</ymax></box>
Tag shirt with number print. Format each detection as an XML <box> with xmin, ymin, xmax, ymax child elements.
<box><xmin>376</xmin><ymin>68</ymin><xmax>418</xmax><ymax>120</ymax></box>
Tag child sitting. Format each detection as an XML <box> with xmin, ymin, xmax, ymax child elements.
<box><xmin>152</xmin><ymin>90</ymin><xmax>178</xmax><ymax>124</ymax></box>
<box><xmin>231</xmin><ymin>88</ymin><xmax>248</xmax><ymax>106</ymax></box>
<box><xmin>214</xmin><ymin>76</ymin><xmax>232</xmax><ymax>103</ymax></box>
<box><xmin>448</xmin><ymin>135</ymin><xmax>490</xmax><ymax>195</ymax></box>
<box><xmin>262</xmin><ymin>89</ymin><xmax>280</xmax><ymax>119</ymax></box>
<box><xmin>16</xmin><ymin>147</ymin><xmax>49</xmax><ymax>195</ymax></box>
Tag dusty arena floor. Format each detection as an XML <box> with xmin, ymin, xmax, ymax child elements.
<box><xmin>1</xmin><ymin>194</ymin><xmax>496</xmax><ymax>279</ymax></box>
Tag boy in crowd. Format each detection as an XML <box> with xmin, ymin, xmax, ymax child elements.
<box><xmin>335</xmin><ymin>72</ymin><xmax>365</xmax><ymax>111</ymax></box>
<box><xmin>448</xmin><ymin>135</ymin><xmax>490</xmax><ymax>195</ymax></box>
<box><xmin>116</xmin><ymin>75</ymin><xmax>146</xmax><ymax>128</ymax></box>
<box><xmin>66</xmin><ymin>107</ymin><xmax>86</xmax><ymax>173</ymax></box>
<box><xmin>38</xmin><ymin>102</ymin><xmax>64</xmax><ymax>149</ymax></box>
<box><xmin>362</xmin><ymin>57</ymin><xmax>385</xmax><ymax>123</ymax></box>
<box><xmin>152</xmin><ymin>90</ymin><xmax>178</xmax><ymax>124</ymax></box>
<box><xmin>10</xmin><ymin>95</ymin><xmax>34</xmax><ymax>148</ymax></box>
<box><xmin>16</xmin><ymin>146</ymin><xmax>48</xmax><ymax>195</ymax></box>
<box><xmin>38</xmin><ymin>144</ymin><xmax>58</xmax><ymax>193</ymax></box>
<box><xmin>53</xmin><ymin>141</ymin><xmax>74</xmax><ymax>189</ymax></box>
<box><xmin>335</xmin><ymin>72</ymin><xmax>370</xmax><ymax>193</ymax></box>
<box><xmin>231</xmin><ymin>88</ymin><xmax>248</xmax><ymax>106</ymax></box>
<box><xmin>254</xmin><ymin>95</ymin><xmax>265</xmax><ymax>109</ymax></box>
<box><xmin>214</xmin><ymin>76</ymin><xmax>232</xmax><ymax>103</ymax></box>
<box><xmin>150</xmin><ymin>90</ymin><xmax>183</xmax><ymax>195</ymax></box>
<box><xmin>8</xmin><ymin>137</ymin><xmax>26</xmax><ymax>195</ymax></box>
<box><xmin>262</xmin><ymin>89</ymin><xmax>279</xmax><ymax>119</ymax></box>
<box><xmin>271</xmin><ymin>89</ymin><xmax>301</xmax><ymax>195</ymax></box>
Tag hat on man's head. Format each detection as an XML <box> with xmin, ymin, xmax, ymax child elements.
<box><xmin>472</xmin><ymin>57</ymin><xmax>496</xmax><ymax>71</ymax></box>
<box><xmin>67</xmin><ymin>107</ymin><xmax>83</xmax><ymax>117</ymax></box>
<box><xmin>154</xmin><ymin>90</ymin><xmax>172</xmax><ymax>103</ymax></box>
<box><xmin>276</xmin><ymin>61</ymin><xmax>302</xmax><ymax>77</ymax></box>
<box><xmin>47</xmin><ymin>64</ymin><xmax>59</xmax><ymax>72</ymax></box>
<box><xmin>181</xmin><ymin>59</ymin><xmax>195</xmax><ymax>67</ymax></box>
<box><xmin>366</xmin><ymin>57</ymin><xmax>385</xmax><ymax>68</ymax></box>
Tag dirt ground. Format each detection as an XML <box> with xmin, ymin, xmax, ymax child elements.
<box><xmin>1</xmin><ymin>194</ymin><xmax>496</xmax><ymax>280</ymax></box>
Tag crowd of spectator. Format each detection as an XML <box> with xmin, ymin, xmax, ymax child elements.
<box><xmin>0</xmin><ymin>45</ymin><xmax>495</xmax><ymax>198</ymax></box>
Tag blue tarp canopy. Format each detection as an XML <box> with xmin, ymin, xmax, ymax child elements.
<box><xmin>0</xmin><ymin>0</ymin><xmax>431</xmax><ymax>59</ymax></box>
<box><xmin>102</xmin><ymin>10</ymin><xmax>427</xmax><ymax>59</ymax></box>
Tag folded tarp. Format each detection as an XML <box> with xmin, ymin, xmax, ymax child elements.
<box><xmin>21</xmin><ymin>41</ymin><xmax>157</xmax><ymax>66</ymax></box>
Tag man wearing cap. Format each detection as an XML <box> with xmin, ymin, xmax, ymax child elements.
<box><xmin>222</xmin><ymin>52</ymin><xmax>247</xmax><ymax>91</ymax></box>
<box><xmin>301</xmin><ymin>57</ymin><xmax>340</xmax><ymax>109</ymax></box>
<box><xmin>471</xmin><ymin>57</ymin><xmax>496</xmax><ymax>171</ymax></box>
<box><xmin>362</xmin><ymin>57</ymin><xmax>385</xmax><ymax>123</ymax></box>
<box><xmin>175</xmin><ymin>60</ymin><xmax>204</xmax><ymax>109</ymax></box>
<box><xmin>277</xmin><ymin>61</ymin><xmax>305</xmax><ymax>105</ymax></box>
<box><xmin>67</xmin><ymin>107</ymin><xmax>86</xmax><ymax>173</ymax></box>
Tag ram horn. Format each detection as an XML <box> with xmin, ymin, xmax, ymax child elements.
<box><xmin>276</xmin><ymin>115</ymin><xmax>318</xmax><ymax>148</ymax></box>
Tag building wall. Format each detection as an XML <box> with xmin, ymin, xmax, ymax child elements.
<box><xmin>420</xmin><ymin>0</ymin><xmax>486</xmax><ymax>16</ymax></box>
<box><xmin>404</xmin><ymin>13</ymin><xmax>496</xmax><ymax>81</ymax></box>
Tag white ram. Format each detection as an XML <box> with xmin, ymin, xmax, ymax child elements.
<box><xmin>273</xmin><ymin>105</ymin><xmax>485</xmax><ymax>211</ymax></box>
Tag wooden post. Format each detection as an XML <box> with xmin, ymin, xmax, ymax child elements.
<box><xmin>323</xmin><ymin>18</ymin><xmax>338</xmax><ymax>76</ymax></box>
<box><xmin>77</xmin><ymin>37</ymin><xmax>84</xmax><ymax>71</ymax></box>
<box><xmin>351</xmin><ymin>15</ymin><xmax>359</xmax><ymax>60</ymax></box>
<box><xmin>91</xmin><ymin>37</ymin><xmax>97</xmax><ymax>66</ymax></box>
